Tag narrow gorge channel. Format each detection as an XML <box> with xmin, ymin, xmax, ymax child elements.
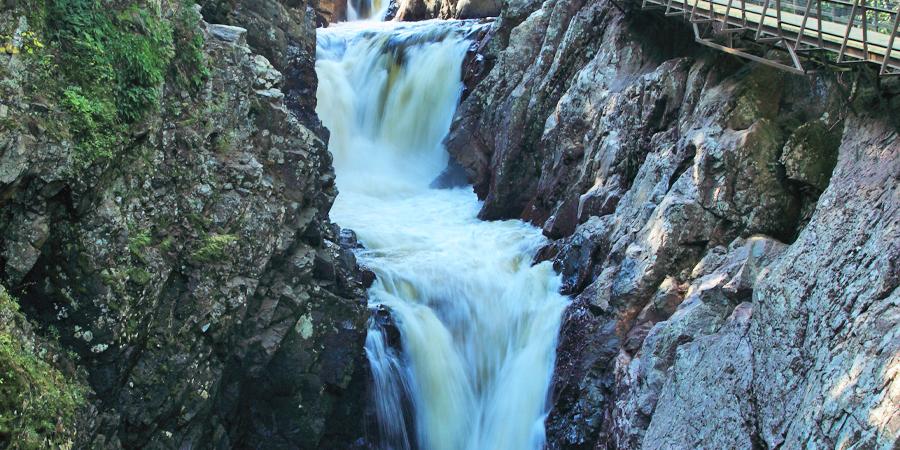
<box><xmin>1</xmin><ymin>0</ymin><xmax>897</xmax><ymax>448</ymax></box>
<box><xmin>315</xmin><ymin>19</ymin><xmax>570</xmax><ymax>450</ymax></box>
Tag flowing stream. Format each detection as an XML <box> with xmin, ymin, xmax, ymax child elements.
<box><xmin>315</xmin><ymin>19</ymin><xmax>569</xmax><ymax>450</ymax></box>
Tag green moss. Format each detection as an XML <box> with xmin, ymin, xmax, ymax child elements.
<box><xmin>37</xmin><ymin>0</ymin><xmax>176</xmax><ymax>164</ymax></box>
<box><xmin>191</xmin><ymin>234</ymin><xmax>238</xmax><ymax>263</ymax></box>
<box><xmin>781</xmin><ymin>120</ymin><xmax>841</xmax><ymax>191</ymax></box>
<box><xmin>170</xmin><ymin>1</ymin><xmax>210</xmax><ymax>93</ymax></box>
<box><xmin>126</xmin><ymin>267</ymin><xmax>152</xmax><ymax>286</ymax></box>
<box><xmin>727</xmin><ymin>67</ymin><xmax>784</xmax><ymax>130</ymax></box>
<box><xmin>186</xmin><ymin>212</ymin><xmax>212</xmax><ymax>232</ymax></box>
<box><xmin>127</xmin><ymin>229</ymin><xmax>152</xmax><ymax>257</ymax></box>
<box><xmin>159</xmin><ymin>236</ymin><xmax>175</xmax><ymax>254</ymax></box>
<box><xmin>61</xmin><ymin>86</ymin><xmax>119</xmax><ymax>161</ymax></box>
<box><xmin>0</xmin><ymin>287</ymin><xmax>84</xmax><ymax>449</ymax></box>
<box><xmin>213</xmin><ymin>132</ymin><xmax>233</xmax><ymax>153</ymax></box>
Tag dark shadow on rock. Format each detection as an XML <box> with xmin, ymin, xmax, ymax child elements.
<box><xmin>430</xmin><ymin>157</ymin><xmax>472</xmax><ymax>189</ymax></box>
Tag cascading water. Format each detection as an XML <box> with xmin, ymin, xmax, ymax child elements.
<box><xmin>347</xmin><ymin>0</ymin><xmax>390</xmax><ymax>21</ymax></box>
<box><xmin>316</xmin><ymin>20</ymin><xmax>569</xmax><ymax>450</ymax></box>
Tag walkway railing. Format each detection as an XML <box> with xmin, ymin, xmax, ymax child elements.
<box><xmin>641</xmin><ymin>0</ymin><xmax>900</xmax><ymax>75</ymax></box>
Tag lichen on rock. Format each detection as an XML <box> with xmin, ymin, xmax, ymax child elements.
<box><xmin>447</xmin><ymin>0</ymin><xmax>900</xmax><ymax>448</ymax></box>
<box><xmin>0</xmin><ymin>0</ymin><xmax>369</xmax><ymax>448</ymax></box>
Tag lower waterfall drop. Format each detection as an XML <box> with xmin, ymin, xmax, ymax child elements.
<box><xmin>315</xmin><ymin>20</ymin><xmax>570</xmax><ymax>450</ymax></box>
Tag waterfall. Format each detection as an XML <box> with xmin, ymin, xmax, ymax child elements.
<box><xmin>346</xmin><ymin>0</ymin><xmax>391</xmax><ymax>21</ymax></box>
<box><xmin>316</xmin><ymin>20</ymin><xmax>569</xmax><ymax>450</ymax></box>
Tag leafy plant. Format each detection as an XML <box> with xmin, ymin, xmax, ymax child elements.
<box><xmin>0</xmin><ymin>31</ymin><xmax>44</xmax><ymax>55</ymax></box>
<box><xmin>61</xmin><ymin>86</ymin><xmax>119</xmax><ymax>162</ymax></box>
<box><xmin>126</xmin><ymin>267</ymin><xmax>152</xmax><ymax>286</ymax></box>
<box><xmin>109</xmin><ymin>7</ymin><xmax>174</xmax><ymax>122</ymax></box>
<box><xmin>191</xmin><ymin>234</ymin><xmax>238</xmax><ymax>263</ymax></box>
<box><xmin>127</xmin><ymin>229</ymin><xmax>153</xmax><ymax>256</ymax></box>
<box><xmin>170</xmin><ymin>1</ymin><xmax>210</xmax><ymax>93</ymax></box>
<box><xmin>42</xmin><ymin>0</ymin><xmax>176</xmax><ymax>164</ymax></box>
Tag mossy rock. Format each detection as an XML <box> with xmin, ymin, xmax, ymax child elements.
<box><xmin>780</xmin><ymin>120</ymin><xmax>841</xmax><ymax>192</ymax></box>
<box><xmin>191</xmin><ymin>233</ymin><xmax>238</xmax><ymax>263</ymax></box>
<box><xmin>4</xmin><ymin>0</ymin><xmax>208</xmax><ymax>167</ymax></box>
<box><xmin>0</xmin><ymin>286</ymin><xmax>85</xmax><ymax>449</ymax></box>
<box><xmin>726</xmin><ymin>66</ymin><xmax>784</xmax><ymax>130</ymax></box>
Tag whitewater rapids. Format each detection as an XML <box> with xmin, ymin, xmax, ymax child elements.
<box><xmin>315</xmin><ymin>20</ymin><xmax>569</xmax><ymax>450</ymax></box>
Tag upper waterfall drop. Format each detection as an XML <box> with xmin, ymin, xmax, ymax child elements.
<box><xmin>346</xmin><ymin>0</ymin><xmax>391</xmax><ymax>21</ymax></box>
<box><xmin>316</xmin><ymin>21</ymin><xmax>473</xmax><ymax>191</ymax></box>
<box><xmin>316</xmin><ymin>19</ymin><xmax>569</xmax><ymax>450</ymax></box>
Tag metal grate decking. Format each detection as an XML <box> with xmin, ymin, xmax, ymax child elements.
<box><xmin>641</xmin><ymin>0</ymin><xmax>900</xmax><ymax>75</ymax></box>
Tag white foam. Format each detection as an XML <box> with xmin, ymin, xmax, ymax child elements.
<box><xmin>316</xmin><ymin>20</ymin><xmax>569</xmax><ymax>450</ymax></box>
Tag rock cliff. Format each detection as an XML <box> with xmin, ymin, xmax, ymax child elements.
<box><xmin>317</xmin><ymin>0</ymin><xmax>348</xmax><ymax>25</ymax></box>
<box><xmin>0</xmin><ymin>0</ymin><xmax>368</xmax><ymax>448</ymax></box>
<box><xmin>2</xmin><ymin>0</ymin><xmax>897</xmax><ymax>447</ymax></box>
<box><xmin>393</xmin><ymin>0</ymin><xmax>502</xmax><ymax>21</ymax></box>
<box><xmin>446</xmin><ymin>0</ymin><xmax>899</xmax><ymax>448</ymax></box>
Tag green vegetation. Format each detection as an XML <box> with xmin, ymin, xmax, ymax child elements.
<box><xmin>0</xmin><ymin>287</ymin><xmax>84</xmax><ymax>449</ymax></box>
<box><xmin>127</xmin><ymin>267</ymin><xmax>153</xmax><ymax>286</ymax></box>
<box><xmin>0</xmin><ymin>31</ymin><xmax>44</xmax><ymax>55</ymax></box>
<box><xmin>42</xmin><ymin>0</ymin><xmax>173</xmax><ymax>163</ymax></box>
<box><xmin>191</xmin><ymin>234</ymin><xmax>238</xmax><ymax>263</ymax></box>
<box><xmin>170</xmin><ymin>3</ymin><xmax>210</xmax><ymax>93</ymax></box>
<box><xmin>61</xmin><ymin>86</ymin><xmax>119</xmax><ymax>161</ymax></box>
<box><xmin>10</xmin><ymin>0</ymin><xmax>208</xmax><ymax>165</ymax></box>
<box><xmin>126</xmin><ymin>228</ymin><xmax>154</xmax><ymax>283</ymax></box>
<box><xmin>159</xmin><ymin>236</ymin><xmax>175</xmax><ymax>253</ymax></box>
<box><xmin>128</xmin><ymin>229</ymin><xmax>153</xmax><ymax>257</ymax></box>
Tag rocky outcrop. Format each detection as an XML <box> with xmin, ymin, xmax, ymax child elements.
<box><xmin>393</xmin><ymin>0</ymin><xmax>501</xmax><ymax>20</ymax></box>
<box><xmin>199</xmin><ymin>0</ymin><xmax>323</xmax><ymax>124</ymax></box>
<box><xmin>1</xmin><ymin>1</ymin><xmax>368</xmax><ymax>448</ymax></box>
<box><xmin>318</xmin><ymin>0</ymin><xmax>349</xmax><ymax>25</ymax></box>
<box><xmin>748</xmin><ymin>116</ymin><xmax>898</xmax><ymax>449</ymax></box>
<box><xmin>448</xmin><ymin>0</ymin><xmax>899</xmax><ymax>447</ymax></box>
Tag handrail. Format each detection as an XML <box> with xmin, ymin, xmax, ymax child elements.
<box><xmin>641</xmin><ymin>0</ymin><xmax>900</xmax><ymax>74</ymax></box>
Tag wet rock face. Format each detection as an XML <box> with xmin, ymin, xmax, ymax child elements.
<box><xmin>393</xmin><ymin>0</ymin><xmax>502</xmax><ymax>20</ymax></box>
<box><xmin>451</xmin><ymin>0</ymin><xmax>899</xmax><ymax>448</ymax></box>
<box><xmin>0</xmin><ymin>1</ymin><xmax>368</xmax><ymax>449</ymax></box>
<box><xmin>317</xmin><ymin>0</ymin><xmax>349</xmax><ymax>25</ymax></box>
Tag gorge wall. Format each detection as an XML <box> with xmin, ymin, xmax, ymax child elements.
<box><xmin>1</xmin><ymin>0</ymin><xmax>897</xmax><ymax>448</ymax></box>
<box><xmin>391</xmin><ymin>0</ymin><xmax>503</xmax><ymax>21</ymax></box>
<box><xmin>0</xmin><ymin>0</ymin><xmax>368</xmax><ymax>448</ymax></box>
<box><xmin>448</xmin><ymin>0</ymin><xmax>899</xmax><ymax>448</ymax></box>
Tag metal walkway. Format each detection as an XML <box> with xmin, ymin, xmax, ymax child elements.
<box><xmin>640</xmin><ymin>0</ymin><xmax>900</xmax><ymax>75</ymax></box>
